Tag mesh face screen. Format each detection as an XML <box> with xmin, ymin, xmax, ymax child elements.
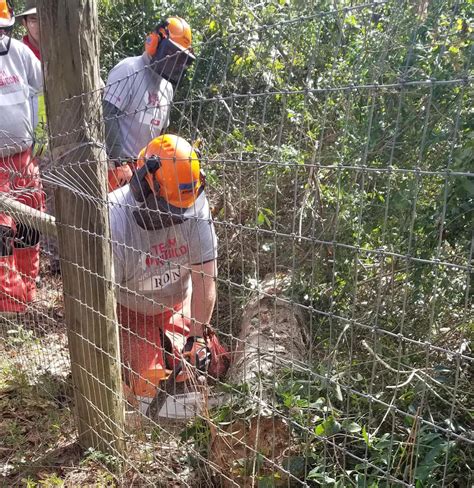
<box><xmin>152</xmin><ymin>38</ymin><xmax>195</xmax><ymax>85</ymax></box>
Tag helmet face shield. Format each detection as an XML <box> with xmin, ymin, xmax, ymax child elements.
<box><xmin>133</xmin><ymin>193</ymin><xmax>187</xmax><ymax>231</ymax></box>
<box><xmin>151</xmin><ymin>37</ymin><xmax>195</xmax><ymax>85</ymax></box>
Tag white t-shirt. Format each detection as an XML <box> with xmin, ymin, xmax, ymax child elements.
<box><xmin>103</xmin><ymin>54</ymin><xmax>174</xmax><ymax>159</ymax></box>
<box><xmin>0</xmin><ymin>37</ymin><xmax>42</xmax><ymax>157</ymax></box>
<box><xmin>109</xmin><ymin>186</ymin><xmax>218</xmax><ymax>314</ymax></box>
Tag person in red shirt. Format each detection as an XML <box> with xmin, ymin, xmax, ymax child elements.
<box><xmin>16</xmin><ymin>0</ymin><xmax>40</xmax><ymax>60</ymax></box>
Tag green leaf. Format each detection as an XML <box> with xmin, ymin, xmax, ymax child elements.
<box><xmin>345</xmin><ymin>15</ymin><xmax>358</xmax><ymax>27</ymax></box>
<box><xmin>307</xmin><ymin>468</ymin><xmax>336</xmax><ymax>484</ymax></box>
<box><xmin>209</xmin><ymin>20</ymin><xmax>217</xmax><ymax>31</ymax></box>
<box><xmin>343</xmin><ymin>421</ymin><xmax>362</xmax><ymax>433</ymax></box>
<box><xmin>309</xmin><ymin>397</ymin><xmax>325</xmax><ymax>409</ymax></box>
<box><xmin>315</xmin><ymin>416</ymin><xmax>341</xmax><ymax>437</ymax></box>
<box><xmin>362</xmin><ymin>425</ymin><xmax>371</xmax><ymax>447</ymax></box>
<box><xmin>373</xmin><ymin>433</ymin><xmax>392</xmax><ymax>450</ymax></box>
<box><xmin>257</xmin><ymin>208</ymin><xmax>273</xmax><ymax>228</ymax></box>
<box><xmin>315</xmin><ymin>423</ymin><xmax>325</xmax><ymax>436</ymax></box>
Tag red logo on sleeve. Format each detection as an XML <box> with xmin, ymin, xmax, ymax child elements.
<box><xmin>147</xmin><ymin>92</ymin><xmax>160</xmax><ymax>107</ymax></box>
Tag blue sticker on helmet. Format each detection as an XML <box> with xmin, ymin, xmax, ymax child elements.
<box><xmin>179</xmin><ymin>182</ymin><xmax>197</xmax><ymax>193</ymax></box>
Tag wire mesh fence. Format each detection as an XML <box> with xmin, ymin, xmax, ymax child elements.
<box><xmin>1</xmin><ymin>0</ymin><xmax>472</xmax><ymax>486</ymax></box>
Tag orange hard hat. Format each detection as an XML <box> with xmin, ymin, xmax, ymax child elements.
<box><xmin>136</xmin><ymin>134</ymin><xmax>202</xmax><ymax>208</ymax></box>
<box><xmin>145</xmin><ymin>16</ymin><xmax>192</xmax><ymax>57</ymax></box>
<box><xmin>165</xmin><ymin>16</ymin><xmax>192</xmax><ymax>50</ymax></box>
<box><xmin>0</xmin><ymin>0</ymin><xmax>14</xmax><ymax>28</ymax></box>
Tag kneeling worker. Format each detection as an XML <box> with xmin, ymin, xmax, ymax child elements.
<box><xmin>108</xmin><ymin>134</ymin><xmax>228</xmax><ymax>413</ymax></box>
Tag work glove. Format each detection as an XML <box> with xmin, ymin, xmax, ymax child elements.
<box><xmin>182</xmin><ymin>336</ymin><xmax>212</xmax><ymax>374</ymax></box>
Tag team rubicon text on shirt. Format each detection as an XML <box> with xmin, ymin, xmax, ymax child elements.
<box><xmin>145</xmin><ymin>239</ymin><xmax>189</xmax><ymax>266</ymax></box>
<box><xmin>0</xmin><ymin>70</ymin><xmax>20</xmax><ymax>87</ymax></box>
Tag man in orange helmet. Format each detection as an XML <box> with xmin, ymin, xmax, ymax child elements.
<box><xmin>0</xmin><ymin>0</ymin><xmax>44</xmax><ymax>313</ymax></box>
<box><xmin>109</xmin><ymin>134</ymin><xmax>228</xmax><ymax>415</ymax></box>
<box><xmin>103</xmin><ymin>17</ymin><xmax>195</xmax><ymax>192</ymax></box>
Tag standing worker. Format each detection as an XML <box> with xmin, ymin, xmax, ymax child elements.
<box><xmin>109</xmin><ymin>134</ymin><xmax>229</xmax><ymax>413</ymax></box>
<box><xmin>16</xmin><ymin>0</ymin><xmax>45</xmax><ymax>140</ymax></box>
<box><xmin>103</xmin><ymin>16</ymin><xmax>195</xmax><ymax>192</ymax></box>
<box><xmin>0</xmin><ymin>0</ymin><xmax>44</xmax><ymax>312</ymax></box>
<box><xmin>16</xmin><ymin>0</ymin><xmax>39</xmax><ymax>60</ymax></box>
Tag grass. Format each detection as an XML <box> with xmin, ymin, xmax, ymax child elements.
<box><xmin>0</xmin><ymin>247</ymin><xmax>470</xmax><ymax>487</ymax></box>
<box><xmin>0</xmin><ymin>360</ymin><xmax>73</xmax><ymax>483</ymax></box>
<box><xmin>0</xmin><ymin>325</ymin><xmax>121</xmax><ymax>487</ymax></box>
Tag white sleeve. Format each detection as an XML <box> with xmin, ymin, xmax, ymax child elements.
<box><xmin>24</xmin><ymin>48</ymin><xmax>42</xmax><ymax>94</ymax></box>
<box><xmin>189</xmin><ymin>198</ymin><xmax>218</xmax><ymax>265</ymax></box>
<box><xmin>103</xmin><ymin>62</ymin><xmax>132</xmax><ymax>113</ymax></box>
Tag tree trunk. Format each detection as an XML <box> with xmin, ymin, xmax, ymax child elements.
<box><xmin>227</xmin><ymin>273</ymin><xmax>308</xmax><ymax>385</ymax></box>
<box><xmin>37</xmin><ymin>0</ymin><xmax>124</xmax><ymax>454</ymax></box>
<box><xmin>210</xmin><ymin>272</ymin><xmax>308</xmax><ymax>487</ymax></box>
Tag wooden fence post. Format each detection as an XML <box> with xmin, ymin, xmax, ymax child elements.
<box><xmin>37</xmin><ymin>0</ymin><xmax>125</xmax><ymax>454</ymax></box>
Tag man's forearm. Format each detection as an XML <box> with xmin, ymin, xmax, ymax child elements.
<box><xmin>190</xmin><ymin>260</ymin><xmax>217</xmax><ymax>337</ymax></box>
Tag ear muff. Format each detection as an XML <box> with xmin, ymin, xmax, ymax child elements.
<box><xmin>144</xmin><ymin>21</ymin><xmax>169</xmax><ymax>57</ymax></box>
<box><xmin>130</xmin><ymin>156</ymin><xmax>161</xmax><ymax>203</ymax></box>
<box><xmin>145</xmin><ymin>31</ymin><xmax>160</xmax><ymax>57</ymax></box>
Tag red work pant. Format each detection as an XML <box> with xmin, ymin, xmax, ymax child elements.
<box><xmin>0</xmin><ymin>149</ymin><xmax>45</xmax><ymax>312</ymax></box>
<box><xmin>118</xmin><ymin>303</ymin><xmax>190</xmax><ymax>398</ymax></box>
<box><xmin>118</xmin><ymin>301</ymin><xmax>230</xmax><ymax>399</ymax></box>
<box><xmin>0</xmin><ymin>148</ymin><xmax>45</xmax><ymax>229</ymax></box>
